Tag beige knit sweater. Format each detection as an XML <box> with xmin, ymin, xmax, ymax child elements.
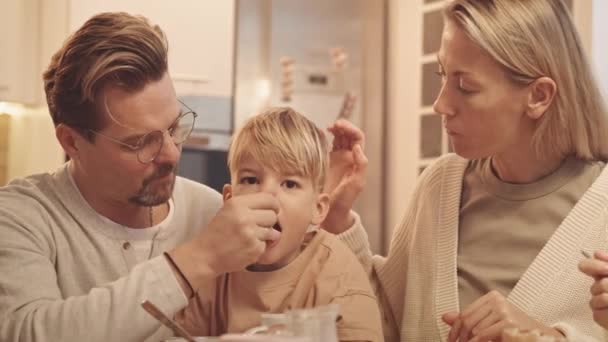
<box><xmin>339</xmin><ymin>154</ymin><xmax>608</xmax><ymax>341</ymax></box>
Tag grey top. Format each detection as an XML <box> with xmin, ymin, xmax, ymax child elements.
<box><xmin>0</xmin><ymin>163</ymin><xmax>222</xmax><ymax>342</ymax></box>
<box><xmin>458</xmin><ymin>157</ymin><xmax>605</xmax><ymax>308</ymax></box>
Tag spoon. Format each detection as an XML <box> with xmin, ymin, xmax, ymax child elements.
<box><xmin>141</xmin><ymin>300</ymin><xmax>196</xmax><ymax>342</ymax></box>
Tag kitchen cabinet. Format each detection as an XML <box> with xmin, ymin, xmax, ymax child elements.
<box><xmin>69</xmin><ymin>0</ymin><xmax>235</xmax><ymax>98</ymax></box>
<box><xmin>0</xmin><ymin>0</ymin><xmax>40</xmax><ymax>104</ymax></box>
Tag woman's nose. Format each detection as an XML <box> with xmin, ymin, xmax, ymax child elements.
<box><xmin>433</xmin><ymin>83</ymin><xmax>455</xmax><ymax>117</ymax></box>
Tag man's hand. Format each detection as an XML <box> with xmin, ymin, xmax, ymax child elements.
<box><xmin>579</xmin><ymin>250</ymin><xmax>608</xmax><ymax>329</ymax></box>
<box><xmin>169</xmin><ymin>193</ymin><xmax>280</xmax><ymax>290</ymax></box>
<box><xmin>321</xmin><ymin>119</ymin><xmax>368</xmax><ymax>234</ymax></box>
<box><xmin>443</xmin><ymin>291</ymin><xmax>564</xmax><ymax>342</ymax></box>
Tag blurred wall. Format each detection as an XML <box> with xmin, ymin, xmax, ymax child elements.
<box><xmin>592</xmin><ymin>0</ymin><xmax>608</xmax><ymax>99</ymax></box>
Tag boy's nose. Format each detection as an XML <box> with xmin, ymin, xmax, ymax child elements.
<box><xmin>260</xmin><ymin>182</ymin><xmax>279</xmax><ymax>196</ymax></box>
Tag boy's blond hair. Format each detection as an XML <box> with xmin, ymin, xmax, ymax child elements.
<box><xmin>228</xmin><ymin>107</ymin><xmax>328</xmax><ymax>191</ymax></box>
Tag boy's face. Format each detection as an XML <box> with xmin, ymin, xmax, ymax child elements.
<box><xmin>223</xmin><ymin>155</ymin><xmax>329</xmax><ymax>269</ymax></box>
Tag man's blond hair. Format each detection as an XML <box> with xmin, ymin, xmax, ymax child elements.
<box><xmin>228</xmin><ymin>107</ymin><xmax>328</xmax><ymax>191</ymax></box>
<box><xmin>43</xmin><ymin>12</ymin><xmax>168</xmax><ymax>137</ymax></box>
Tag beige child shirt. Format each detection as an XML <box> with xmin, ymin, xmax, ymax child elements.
<box><xmin>177</xmin><ymin>230</ymin><xmax>383</xmax><ymax>342</ymax></box>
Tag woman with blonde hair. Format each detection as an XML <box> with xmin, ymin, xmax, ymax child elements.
<box><xmin>322</xmin><ymin>0</ymin><xmax>608</xmax><ymax>341</ymax></box>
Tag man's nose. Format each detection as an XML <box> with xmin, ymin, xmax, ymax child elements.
<box><xmin>154</xmin><ymin>131</ymin><xmax>181</xmax><ymax>165</ymax></box>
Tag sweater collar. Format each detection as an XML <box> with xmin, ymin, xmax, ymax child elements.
<box><xmin>477</xmin><ymin>157</ymin><xmax>585</xmax><ymax>201</ymax></box>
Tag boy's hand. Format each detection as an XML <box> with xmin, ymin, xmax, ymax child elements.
<box><xmin>169</xmin><ymin>193</ymin><xmax>280</xmax><ymax>290</ymax></box>
<box><xmin>322</xmin><ymin>119</ymin><xmax>368</xmax><ymax>234</ymax></box>
<box><xmin>579</xmin><ymin>251</ymin><xmax>608</xmax><ymax>329</ymax></box>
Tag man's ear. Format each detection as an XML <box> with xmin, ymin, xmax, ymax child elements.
<box><xmin>525</xmin><ymin>76</ymin><xmax>557</xmax><ymax>120</ymax></box>
<box><xmin>311</xmin><ymin>193</ymin><xmax>330</xmax><ymax>226</ymax></box>
<box><xmin>222</xmin><ymin>184</ymin><xmax>233</xmax><ymax>203</ymax></box>
<box><xmin>56</xmin><ymin>124</ymin><xmax>84</xmax><ymax>161</ymax></box>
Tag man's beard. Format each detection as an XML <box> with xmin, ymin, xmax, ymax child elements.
<box><xmin>129</xmin><ymin>163</ymin><xmax>177</xmax><ymax>206</ymax></box>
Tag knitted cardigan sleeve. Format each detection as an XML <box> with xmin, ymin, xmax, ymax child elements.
<box><xmin>337</xmin><ymin>156</ymin><xmax>450</xmax><ymax>342</ymax></box>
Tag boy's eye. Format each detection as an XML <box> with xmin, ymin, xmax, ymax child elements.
<box><xmin>239</xmin><ymin>176</ymin><xmax>258</xmax><ymax>185</ymax></box>
<box><xmin>282</xmin><ymin>180</ymin><xmax>299</xmax><ymax>189</ymax></box>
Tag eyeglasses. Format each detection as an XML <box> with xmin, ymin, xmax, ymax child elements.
<box><xmin>88</xmin><ymin>101</ymin><xmax>198</xmax><ymax>164</ymax></box>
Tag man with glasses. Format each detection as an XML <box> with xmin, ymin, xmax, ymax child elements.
<box><xmin>0</xmin><ymin>12</ymin><xmax>282</xmax><ymax>342</ymax></box>
<box><xmin>87</xmin><ymin>99</ymin><xmax>198</xmax><ymax>165</ymax></box>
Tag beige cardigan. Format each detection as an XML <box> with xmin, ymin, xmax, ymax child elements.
<box><xmin>340</xmin><ymin>154</ymin><xmax>608</xmax><ymax>341</ymax></box>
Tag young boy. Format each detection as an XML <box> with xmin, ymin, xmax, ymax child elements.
<box><xmin>176</xmin><ymin>107</ymin><xmax>383</xmax><ymax>342</ymax></box>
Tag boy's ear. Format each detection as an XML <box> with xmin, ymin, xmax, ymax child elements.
<box><xmin>525</xmin><ymin>76</ymin><xmax>557</xmax><ymax>120</ymax></box>
<box><xmin>222</xmin><ymin>184</ymin><xmax>233</xmax><ymax>202</ymax></box>
<box><xmin>311</xmin><ymin>193</ymin><xmax>330</xmax><ymax>226</ymax></box>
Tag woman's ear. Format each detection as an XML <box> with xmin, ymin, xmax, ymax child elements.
<box><xmin>525</xmin><ymin>76</ymin><xmax>557</xmax><ymax>120</ymax></box>
<box><xmin>311</xmin><ymin>193</ymin><xmax>330</xmax><ymax>226</ymax></box>
<box><xmin>222</xmin><ymin>184</ymin><xmax>233</xmax><ymax>202</ymax></box>
<box><xmin>55</xmin><ymin>124</ymin><xmax>82</xmax><ymax>161</ymax></box>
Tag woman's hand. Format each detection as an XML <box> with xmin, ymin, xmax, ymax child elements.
<box><xmin>321</xmin><ymin>119</ymin><xmax>368</xmax><ymax>234</ymax></box>
<box><xmin>442</xmin><ymin>291</ymin><xmax>564</xmax><ymax>342</ymax></box>
<box><xmin>579</xmin><ymin>250</ymin><xmax>608</xmax><ymax>329</ymax></box>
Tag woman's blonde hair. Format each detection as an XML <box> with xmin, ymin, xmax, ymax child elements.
<box><xmin>43</xmin><ymin>12</ymin><xmax>168</xmax><ymax>136</ymax></box>
<box><xmin>445</xmin><ymin>0</ymin><xmax>608</xmax><ymax>161</ymax></box>
<box><xmin>228</xmin><ymin>107</ymin><xmax>328</xmax><ymax>191</ymax></box>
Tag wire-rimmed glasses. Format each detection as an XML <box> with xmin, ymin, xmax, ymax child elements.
<box><xmin>88</xmin><ymin>101</ymin><xmax>198</xmax><ymax>163</ymax></box>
